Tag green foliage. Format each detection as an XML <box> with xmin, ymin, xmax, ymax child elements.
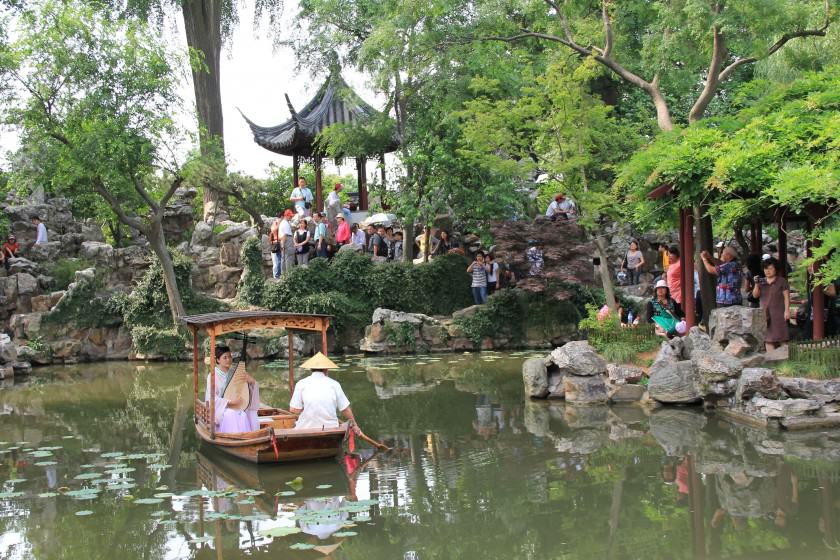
<box><xmin>48</xmin><ymin>258</ymin><xmax>93</xmax><ymax>291</ymax></box>
<box><xmin>257</xmin><ymin>252</ymin><xmax>472</xmax><ymax>337</ymax></box>
<box><xmin>129</xmin><ymin>326</ymin><xmax>188</xmax><ymax>359</ymax></box>
<box><xmin>45</xmin><ymin>271</ymin><xmax>121</xmax><ymax>329</ymax></box>
<box><xmin>578</xmin><ymin>304</ymin><xmax>660</xmax><ymax>363</ymax></box>
<box><xmin>382</xmin><ymin>322</ymin><xmax>417</xmax><ymax>350</ymax></box>
<box><xmin>454</xmin><ymin>289</ymin><xmax>525</xmax><ymax>346</ymax></box>
<box><xmin>236</xmin><ymin>236</ymin><xmax>264</xmax><ymax>306</ymax></box>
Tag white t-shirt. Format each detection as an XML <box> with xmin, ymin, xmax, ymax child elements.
<box><xmin>545</xmin><ymin>200</ymin><xmax>559</xmax><ymax>217</ymax></box>
<box><xmin>35</xmin><ymin>223</ymin><xmax>48</xmax><ymax>244</ymax></box>
<box><xmin>289</xmin><ymin>371</ymin><xmax>350</xmax><ymax>429</ymax></box>
<box><xmin>327</xmin><ymin>191</ymin><xmax>340</xmax><ymax>208</ymax></box>
<box><xmin>352</xmin><ymin>229</ymin><xmax>366</xmax><ymax>246</ymax></box>
<box><xmin>279</xmin><ymin>219</ymin><xmax>293</xmax><ymax>239</ymax></box>
<box><xmin>487</xmin><ymin>262</ymin><xmax>499</xmax><ymax>282</ymax></box>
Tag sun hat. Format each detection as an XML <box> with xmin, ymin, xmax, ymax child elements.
<box><xmin>301</xmin><ymin>352</ymin><xmax>338</xmax><ymax>370</ymax></box>
<box><xmin>762</xmin><ymin>253</ymin><xmax>771</xmax><ymax>261</ymax></box>
<box><xmin>655</xmin><ymin>279</ymin><xmax>669</xmax><ymax>290</ymax></box>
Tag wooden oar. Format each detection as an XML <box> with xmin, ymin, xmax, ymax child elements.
<box><xmin>355</xmin><ymin>427</ymin><xmax>391</xmax><ymax>451</ymax></box>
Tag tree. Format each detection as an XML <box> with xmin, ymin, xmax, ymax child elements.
<box><xmin>109</xmin><ymin>0</ymin><xmax>283</xmax><ymax>220</ymax></box>
<box><xmin>0</xmin><ymin>1</ymin><xmax>190</xmax><ymax>324</ymax></box>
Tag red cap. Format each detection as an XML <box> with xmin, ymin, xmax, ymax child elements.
<box><xmin>335</xmin><ymin>183</ymin><xmax>343</xmax><ymax>190</ymax></box>
<box><xmin>283</xmin><ymin>209</ymin><xmax>295</xmax><ymax>218</ymax></box>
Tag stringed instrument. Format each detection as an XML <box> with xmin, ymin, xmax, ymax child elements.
<box><xmin>221</xmin><ymin>332</ymin><xmax>256</xmax><ymax>411</ymax></box>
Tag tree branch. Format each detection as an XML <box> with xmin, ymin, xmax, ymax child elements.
<box><xmin>158</xmin><ymin>175</ymin><xmax>184</xmax><ymax>211</ymax></box>
<box><xmin>717</xmin><ymin>0</ymin><xmax>831</xmax><ymax>82</ymax></box>
<box><xmin>131</xmin><ymin>175</ymin><xmax>160</xmax><ymax>213</ymax></box>
<box><xmin>601</xmin><ymin>0</ymin><xmax>613</xmax><ymax>58</ymax></box>
<box><xmin>689</xmin><ymin>4</ymin><xmax>726</xmax><ymax>123</ymax></box>
<box><xmin>92</xmin><ymin>178</ymin><xmax>147</xmax><ymax>232</ymax></box>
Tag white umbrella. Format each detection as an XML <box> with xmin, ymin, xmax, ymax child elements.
<box><xmin>362</xmin><ymin>212</ymin><xmax>397</xmax><ymax>227</ymax></box>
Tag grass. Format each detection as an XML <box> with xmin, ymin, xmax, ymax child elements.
<box><xmin>775</xmin><ymin>360</ymin><xmax>840</xmax><ymax>380</ymax></box>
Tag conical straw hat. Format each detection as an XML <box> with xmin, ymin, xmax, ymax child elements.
<box><xmin>301</xmin><ymin>352</ymin><xmax>339</xmax><ymax>370</ymax></box>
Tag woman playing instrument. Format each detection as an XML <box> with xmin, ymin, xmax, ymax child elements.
<box><xmin>206</xmin><ymin>345</ymin><xmax>261</xmax><ymax>433</ymax></box>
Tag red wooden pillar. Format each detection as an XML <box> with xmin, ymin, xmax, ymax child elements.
<box><xmin>810</xmin><ymin>238</ymin><xmax>826</xmax><ymax>341</ymax></box>
<box><xmin>681</xmin><ymin>209</ymin><xmax>696</xmax><ymax>329</ymax></box>
<box><xmin>357</xmin><ymin>157</ymin><xmax>368</xmax><ymax>211</ymax></box>
<box><xmin>777</xmin><ymin>212</ymin><xmax>788</xmax><ymax>278</ymax></box>
<box><xmin>288</xmin><ymin>331</ymin><xmax>295</xmax><ymax>394</ymax></box>
<box><xmin>315</xmin><ymin>155</ymin><xmax>323</xmax><ymax>212</ymax></box>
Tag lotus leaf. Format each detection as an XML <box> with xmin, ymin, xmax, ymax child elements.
<box><xmin>289</xmin><ymin>543</ymin><xmax>315</xmax><ymax>550</ymax></box>
<box><xmin>35</xmin><ymin>461</ymin><xmax>58</xmax><ymax>467</ymax></box>
<box><xmin>134</xmin><ymin>498</ymin><xmax>164</xmax><ymax>505</ymax></box>
<box><xmin>75</xmin><ymin>510</ymin><xmax>94</xmax><ymax>516</ymax></box>
<box><xmin>0</xmin><ymin>491</ymin><xmax>24</xmax><ymax>498</ymax></box>
<box><xmin>153</xmin><ymin>493</ymin><xmax>174</xmax><ymax>498</ymax></box>
<box><xmin>333</xmin><ymin>531</ymin><xmax>358</xmax><ymax>537</ymax></box>
<box><xmin>315</xmin><ymin>484</ymin><xmax>333</xmax><ymax>489</ymax></box>
<box><xmin>74</xmin><ymin>473</ymin><xmax>103</xmax><ymax>480</ymax></box>
<box><xmin>6</xmin><ymin>479</ymin><xmax>27</xmax><ymax>484</ymax></box>
<box><xmin>276</xmin><ymin>491</ymin><xmax>296</xmax><ymax>497</ymax></box>
<box><xmin>258</xmin><ymin>526</ymin><xmax>302</xmax><ymax>538</ymax></box>
<box><xmin>285</xmin><ymin>477</ymin><xmax>304</xmax><ymax>491</ymax></box>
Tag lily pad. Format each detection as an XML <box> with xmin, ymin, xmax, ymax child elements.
<box><xmin>66</xmin><ymin>489</ymin><xmax>101</xmax><ymax>500</ymax></box>
<box><xmin>62</xmin><ymin>436</ymin><xmax>76</xmax><ymax>439</ymax></box>
<box><xmin>153</xmin><ymin>493</ymin><xmax>174</xmax><ymax>498</ymax></box>
<box><xmin>133</xmin><ymin>498</ymin><xmax>164</xmax><ymax>505</ymax></box>
<box><xmin>30</xmin><ymin>450</ymin><xmax>54</xmax><ymax>458</ymax></box>
<box><xmin>189</xmin><ymin>536</ymin><xmax>213</xmax><ymax>544</ymax></box>
<box><xmin>315</xmin><ymin>484</ymin><xmax>333</xmax><ymax>490</ymax></box>
<box><xmin>35</xmin><ymin>461</ymin><xmax>58</xmax><ymax>467</ymax></box>
<box><xmin>100</xmin><ymin>452</ymin><xmax>125</xmax><ymax>458</ymax></box>
<box><xmin>285</xmin><ymin>477</ymin><xmax>304</xmax><ymax>491</ymax></box>
<box><xmin>0</xmin><ymin>491</ymin><xmax>25</xmax><ymax>498</ymax></box>
<box><xmin>107</xmin><ymin>482</ymin><xmax>136</xmax><ymax>491</ymax></box>
<box><xmin>276</xmin><ymin>491</ymin><xmax>296</xmax><ymax>497</ymax></box>
<box><xmin>148</xmin><ymin>464</ymin><xmax>171</xmax><ymax>470</ymax></box>
<box><xmin>290</xmin><ymin>543</ymin><xmax>315</xmax><ymax>550</ymax></box>
<box><xmin>74</xmin><ymin>473</ymin><xmax>104</xmax><ymax>480</ymax></box>
<box><xmin>333</xmin><ymin>531</ymin><xmax>358</xmax><ymax>537</ymax></box>
<box><xmin>38</xmin><ymin>492</ymin><xmax>59</xmax><ymax>498</ymax></box>
<box><xmin>105</xmin><ymin>467</ymin><xmax>136</xmax><ymax>475</ymax></box>
<box><xmin>258</xmin><ymin>526</ymin><xmax>302</xmax><ymax>538</ymax></box>
<box><xmin>150</xmin><ymin>510</ymin><xmax>170</xmax><ymax>518</ymax></box>
<box><xmin>5</xmin><ymin>478</ymin><xmax>27</xmax><ymax>484</ymax></box>
<box><xmin>75</xmin><ymin>510</ymin><xmax>94</xmax><ymax>516</ymax></box>
<box><xmin>80</xmin><ymin>464</ymin><xmax>97</xmax><ymax>469</ymax></box>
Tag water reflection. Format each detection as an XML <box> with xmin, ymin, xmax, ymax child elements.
<box><xmin>2</xmin><ymin>355</ymin><xmax>840</xmax><ymax>558</ymax></box>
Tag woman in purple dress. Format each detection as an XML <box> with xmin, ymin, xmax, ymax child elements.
<box><xmin>752</xmin><ymin>258</ymin><xmax>791</xmax><ymax>352</ymax></box>
<box><xmin>205</xmin><ymin>345</ymin><xmax>261</xmax><ymax>433</ymax></box>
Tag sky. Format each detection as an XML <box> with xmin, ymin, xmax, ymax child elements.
<box><xmin>0</xmin><ymin>0</ymin><xmax>387</xmax><ymax>180</ymax></box>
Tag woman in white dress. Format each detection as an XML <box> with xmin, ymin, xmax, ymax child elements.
<box><xmin>205</xmin><ymin>345</ymin><xmax>261</xmax><ymax>433</ymax></box>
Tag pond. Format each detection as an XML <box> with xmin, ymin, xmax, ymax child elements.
<box><xmin>2</xmin><ymin>352</ymin><xmax>840</xmax><ymax>559</ymax></box>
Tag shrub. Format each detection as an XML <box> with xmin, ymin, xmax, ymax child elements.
<box><xmin>383</xmin><ymin>322</ymin><xmax>417</xmax><ymax>350</ymax></box>
<box><xmin>49</xmin><ymin>258</ymin><xmax>92</xmax><ymax>290</ymax></box>
<box><xmin>130</xmin><ymin>326</ymin><xmax>189</xmax><ymax>359</ymax></box>
<box><xmin>45</xmin><ymin>269</ymin><xmax>121</xmax><ymax>328</ymax></box>
<box><xmin>237</xmin><ymin>236</ymin><xmax>264</xmax><ymax>306</ymax></box>
<box><xmin>455</xmin><ymin>289</ymin><xmax>526</xmax><ymax>346</ymax></box>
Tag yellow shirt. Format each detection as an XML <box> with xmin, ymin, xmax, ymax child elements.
<box><xmin>662</xmin><ymin>252</ymin><xmax>670</xmax><ymax>270</ymax></box>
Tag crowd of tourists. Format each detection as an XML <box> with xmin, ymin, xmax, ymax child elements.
<box><xmin>612</xmin><ymin>239</ymin><xmax>840</xmax><ymax>348</ymax></box>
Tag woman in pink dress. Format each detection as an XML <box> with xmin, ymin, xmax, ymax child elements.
<box><xmin>205</xmin><ymin>345</ymin><xmax>261</xmax><ymax>433</ymax></box>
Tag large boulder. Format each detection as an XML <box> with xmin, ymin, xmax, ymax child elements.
<box><xmin>683</xmin><ymin>326</ymin><xmax>712</xmax><ymax>358</ymax></box>
<box><xmin>608</xmin><ymin>383</ymin><xmax>646</xmax><ymax>403</ymax></box>
<box><xmin>748</xmin><ymin>396</ymin><xmax>820</xmax><ymax>418</ymax></box>
<box><xmin>736</xmin><ymin>368</ymin><xmax>782</xmax><ymax>400</ymax></box>
<box><xmin>191</xmin><ymin>221</ymin><xmax>215</xmax><ymax>245</ymax></box>
<box><xmin>547</xmin><ymin>370</ymin><xmax>566</xmax><ymax>398</ymax></box>
<box><xmin>80</xmin><ymin>241</ymin><xmax>115</xmax><ymax>265</ymax></box>
<box><xmin>15</xmin><ymin>273</ymin><xmax>39</xmax><ymax>296</ymax></box>
<box><xmin>650</xmin><ymin>337</ymin><xmax>685</xmax><ymax>370</ymax></box>
<box><xmin>648</xmin><ymin>360</ymin><xmax>702</xmax><ymax>404</ymax></box>
<box><xmin>778</xmin><ymin>377</ymin><xmax>840</xmax><ymax>404</ymax></box>
<box><xmin>549</xmin><ymin>341</ymin><xmax>607</xmax><ymax>377</ymax></box>
<box><xmin>563</xmin><ymin>375</ymin><xmax>608</xmax><ymax>404</ymax></box>
<box><xmin>693</xmin><ymin>352</ymin><xmax>743</xmax><ymax>383</ymax></box>
<box><xmin>371</xmin><ymin>308</ymin><xmax>434</xmax><ymax>325</ymax></box>
<box><xmin>522</xmin><ymin>358</ymin><xmax>549</xmax><ymax>398</ymax></box>
<box><xmin>606</xmin><ymin>363</ymin><xmax>645</xmax><ymax>385</ymax></box>
<box><xmin>709</xmin><ymin>306</ymin><xmax>766</xmax><ymax>354</ymax></box>
<box><xmin>216</xmin><ymin>222</ymin><xmax>250</xmax><ymax>242</ymax></box>
<box><xmin>0</xmin><ymin>334</ymin><xmax>17</xmax><ymax>364</ymax></box>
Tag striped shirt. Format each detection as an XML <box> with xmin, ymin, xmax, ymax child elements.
<box><xmin>471</xmin><ymin>264</ymin><xmax>487</xmax><ymax>287</ymax></box>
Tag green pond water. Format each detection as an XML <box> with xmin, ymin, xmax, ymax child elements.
<box><xmin>2</xmin><ymin>352</ymin><xmax>840</xmax><ymax>559</ymax></box>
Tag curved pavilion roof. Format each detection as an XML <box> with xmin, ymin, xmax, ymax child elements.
<box><xmin>240</xmin><ymin>73</ymin><xmax>398</xmax><ymax>158</ymax></box>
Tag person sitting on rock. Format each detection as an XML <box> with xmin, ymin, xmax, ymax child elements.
<box><xmin>289</xmin><ymin>352</ymin><xmax>363</xmax><ymax>435</ymax></box>
<box><xmin>1</xmin><ymin>234</ymin><xmax>19</xmax><ymax>271</ymax></box>
<box><xmin>646</xmin><ymin>279</ymin><xmax>685</xmax><ymax>338</ymax></box>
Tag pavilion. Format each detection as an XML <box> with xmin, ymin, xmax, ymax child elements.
<box><xmin>239</xmin><ymin>72</ymin><xmax>399</xmax><ymax>211</ymax></box>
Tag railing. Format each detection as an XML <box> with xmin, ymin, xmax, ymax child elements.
<box><xmin>789</xmin><ymin>336</ymin><xmax>840</xmax><ymax>370</ymax></box>
<box><xmin>195</xmin><ymin>398</ymin><xmax>211</xmax><ymax>428</ymax></box>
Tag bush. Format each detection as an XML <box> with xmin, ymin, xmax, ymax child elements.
<box><xmin>45</xmin><ymin>269</ymin><xmax>121</xmax><ymax>328</ymax></box>
<box><xmin>455</xmin><ymin>289</ymin><xmax>526</xmax><ymax>346</ymax></box>
<box><xmin>48</xmin><ymin>258</ymin><xmax>93</xmax><ymax>290</ymax></box>
<box><xmin>130</xmin><ymin>326</ymin><xmax>189</xmax><ymax>359</ymax></box>
<box><xmin>237</xmin><ymin>236</ymin><xmax>264</xmax><ymax>306</ymax></box>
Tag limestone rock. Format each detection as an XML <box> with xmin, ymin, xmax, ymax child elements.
<box><xmin>608</xmin><ymin>383</ymin><xmax>646</xmax><ymax>403</ymax></box>
<box><xmin>723</xmin><ymin>335</ymin><xmax>752</xmax><ymax>357</ymax></box>
<box><xmin>737</xmin><ymin>368</ymin><xmax>782</xmax><ymax>400</ymax></box>
<box><xmin>694</xmin><ymin>352</ymin><xmax>743</xmax><ymax>383</ymax></box>
<box><xmin>704</xmin><ymin>378</ymin><xmax>739</xmax><ymax>398</ymax></box>
<box><xmin>523</xmin><ymin>400</ymin><xmax>550</xmax><ymax>437</ymax></box>
<box><xmin>0</xmin><ymin>336</ymin><xmax>17</xmax><ymax>364</ymax></box>
<box><xmin>649</xmin><ymin>360</ymin><xmax>702</xmax><ymax>404</ymax></box>
<box><xmin>606</xmin><ymin>363</ymin><xmax>644</xmax><ymax>385</ymax></box>
<box><xmin>563</xmin><ymin>374</ymin><xmax>608</xmax><ymax>404</ymax></box>
<box><xmin>338</xmin><ymin>243</ymin><xmax>364</xmax><ymax>254</ymax></box>
<box><xmin>547</xmin><ymin>370</ymin><xmax>566</xmax><ymax>398</ymax></box>
<box><xmin>709</xmin><ymin>306</ymin><xmax>766</xmax><ymax>354</ymax></box>
<box><xmin>549</xmin><ymin>341</ymin><xmax>607</xmax><ymax>377</ymax></box>
<box><xmin>778</xmin><ymin>377</ymin><xmax>840</xmax><ymax>404</ymax></box>
<box><xmin>29</xmin><ymin>242</ymin><xmax>61</xmax><ymax>262</ymax></box>
<box><xmin>452</xmin><ymin>305</ymin><xmax>481</xmax><ymax>321</ymax></box>
<box><xmin>366</xmin><ymin>323</ymin><xmax>387</xmax><ymax>343</ymax></box>
<box><xmin>191</xmin><ymin>221</ymin><xmax>215</xmax><ymax>245</ymax></box>
<box><xmin>651</xmin><ymin>337</ymin><xmax>685</xmax><ymax>370</ymax></box>
<box><xmin>30</xmin><ymin>294</ymin><xmax>52</xmax><ymax>312</ymax></box>
<box><xmin>7</xmin><ymin>258</ymin><xmax>38</xmax><ymax>275</ymax></box>
<box><xmin>564</xmin><ymin>405</ymin><xmax>608</xmax><ymax>429</ymax></box>
<box><xmin>419</xmin><ymin>322</ymin><xmax>446</xmax><ymax>346</ymax></box>
<box><xmin>739</xmin><ymin>354</ymin><xmax>766</xmax><ymax>368</ymax></box>
<box><xmin>219</xmin><ymin>242</ymin><xmax>241</xmax><ymax>266</ymax></box>
<box><xmin>80</xmin><ymin>241</ymin><xmax>115</xmax><ymax>264</ymax></box>
<box><xmin>522</xmin><ymin>358</ymin><xmax>549</xmax><ymax>398</ymax></box>
<box><xmin>11</xmin><ymin>361</ymin><xmax>32</xmax><ymax>375</ymax></box>
<box><xmin>15</xmin><ymin>273</ymin><xmax>39</xmax><ymax>296</ymax></box>
<box><xmin>762</xmin><ymin>345</ymin><xmax>790</xmax><ymax>365</ymax></box>
<box><xmin>683</xmin><ymin>326</ymin><xmax>712</xmax><ymax>358</ymax></box>
<box><xmin>749</xmin><ymin>396</ymin><xmax>820</xmax><ymax>418</ymax></box>
<box><xmin>371</xmin><ymin>308</ymin><xmax>435</xmax><ymax>325</ymax></box>
<box><xmin>216</xmin><ymin>222</ymin><xmax>250</xmax><ymax>242</ymax></box>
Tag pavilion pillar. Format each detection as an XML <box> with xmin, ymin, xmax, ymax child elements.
<box><xmin>357</xmin><ymin>157</ymin><xmax>369</xmax><ymax>211</ymax></box>
<box><xmin>777</xmin><ymin>212</ymin><xmax>788</xmax><ymax>278</ymax></box>
<box><xmin>315</xmin><ymin>155</ymin><xmax>323</xmax><ymax>212</ymax></box>
<box><xmin>750</xmin><ymin>219</ymin><xmax>762</xmax><ymax>254</ymax></box>
<box><xmin>809</xmin><ymin>222</ymin><xmax>826</xmax><ymax>341</ymax></box>
<box><xmin>681</xmin><ymin>209</ymin><xmax>696</xmax><ymax>329</ymax></box>
<box><xmin>293</xmin><ymin>155</ymin><xmax>300</xmax><ymax>188</ymax></box>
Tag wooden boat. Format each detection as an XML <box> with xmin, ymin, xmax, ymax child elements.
<box><xmin>183</xmin><ymin>311</ymin><xmax>349</xmax><ymax>464</ymax></box>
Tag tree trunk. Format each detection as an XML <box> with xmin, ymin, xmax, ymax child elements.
<box><xmin>182</xmin><ymin>0</ymin><xmax>226</xmax><ymax>221</ymax></box>
<box><xmin>148</xmin><ymin>221</ymin><xmax>187</xmax><ymax>325</ymax></box>
<box><xmin>403</xmin><ymin>222</ymin><xmax>415</xmax><ymax>262</ymax></box>
<box><xmin>594</xmin><ymin>235</ymin><xmax>618</xmax><ymax>312</ymax></box>
<box><xmin>695</xmin><ymin>206</ymin><xmax>716</xmax><ymax>326</ymax></box>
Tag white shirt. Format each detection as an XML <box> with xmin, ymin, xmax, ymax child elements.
<box><xmin>327</xmin><ymin>191</ymin><xmax>340</xmax><ymax>207</ymax></box>
<box><xmin>279</xmin><ymin>219</ymin><xmax>293</xmax><ymax>239</ymax></box>
<box><xmin>352</xmin><ymin>229</ymin><xmax>366</xmax><ymax>246</ymax></box>
<box><xmin>545</xmin><ymin>200</ymin><xmax>559</xmax><ymax>217</ymax></box>
<box><xmin>35</xmin><ymin>223</ymin><xmax>48</xmax><ymax>244</ymax></box>
<box><xmin>289</xmin><ymin>371</ymin><xmax>350</xmax><ymax>429</ymax></box>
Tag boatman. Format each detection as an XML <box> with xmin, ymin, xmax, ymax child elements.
<box><xmin>289</xmin><ymin>352</ymin><xmax>362</xmax><ymax>435</ymax></box>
